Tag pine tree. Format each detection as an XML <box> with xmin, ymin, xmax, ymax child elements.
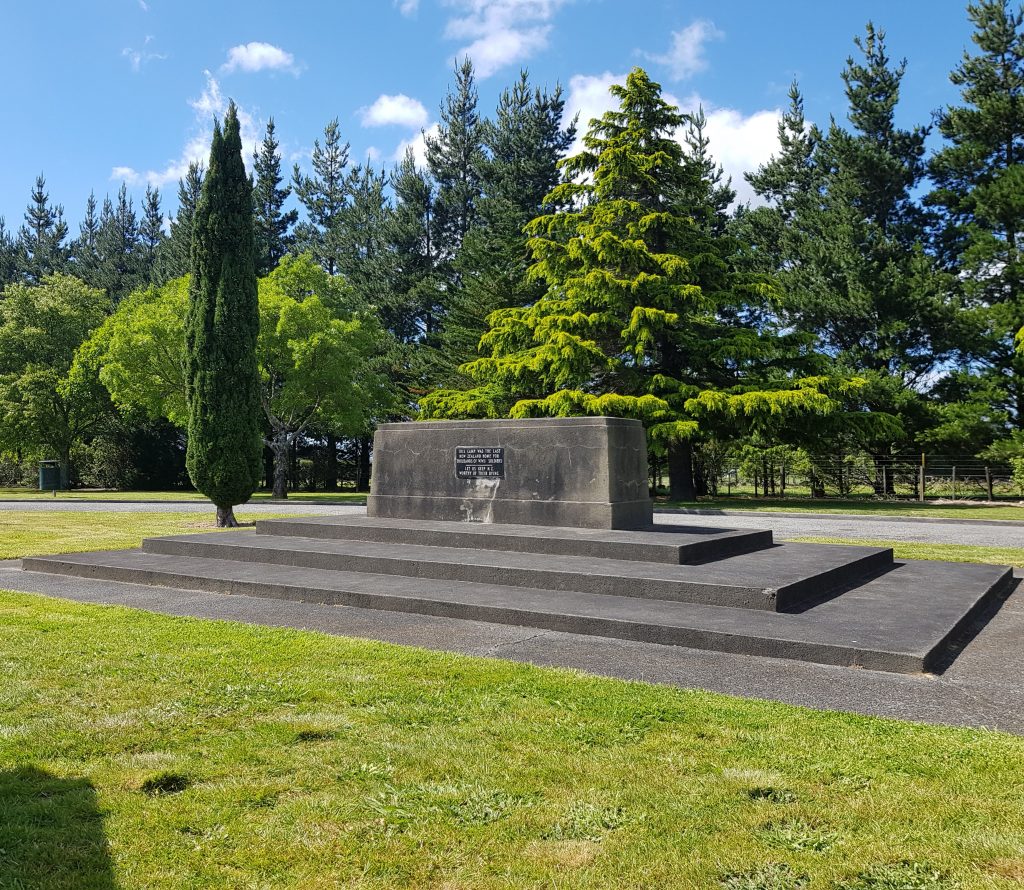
<box><xmin>439</xmin><ymin>72</ymin><xmax>576</xmax><ymax>381</ymax></box>
<box><xmin>334</xmin><ymin>162</ymin><xmax>391</xmax><ymax>306</ymax></box>
<box><xmin>95</xmin><ymin>184</ymin><xmax>143</xmax><ymax>303</ymax></box>
<box><xmin>17</xmin><ymin>174</ymin><xmax>68</xmax><ymax>283</ymax></box>
<box><xmin>73</xmin><ymin>191</ymin><xmax>102</xmax><ymax>287</ymax></box>
<box><xmin>292</xmin><ymin>119</ymin><xmax>350</xmax><ymax>274</ymax></box>
<box><xmin>253</xmin><ymin>118</ymin><xmax>298</xmax><ymax>275</ymax></box>
<box><xmin>185</xmin><ymin>101</ymin><xmax>263</xmax><ymax>527</ymax></box>
<box><xmin>928</xmin><ymin>0</ymin><xmax>1024</xmax><ymax>428</ymax></box>
<box><xmin>425</xmin><ymin>58</ymin><xmax>485</xmax><ymax>274</ymax></box>
<box><xmin>0</xmin><ymin>218</ymin><xmax>18</xmax><ymax>287</ymax></box>
<box><xmin>422</xmin><ymin>68</ymin><xmax>842</xmax><ymax>499</ymax></box>
<box><xmin>388</xmin><ymin>148</ymin><xmax>442</xmax><ymax>344</ymax></box>
<box><xmin>140</xmin><ymin>185</ymin><xmax>165</xmax><ymax>280</ymax></box>
<box><xmin>157</xmin><ymin>162</ymin><xmax>204</xmax><ymax>282</ymax></box>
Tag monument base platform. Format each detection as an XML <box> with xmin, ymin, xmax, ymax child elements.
<box><xmin>367</xmin><ymin>417</ymin><xmax>654</xmax><ymax>529</ymax></box>
<box><xmin>22</xmin><ymin>515</ymin><xmax>1014</xmax><ymax>674</ymax></box>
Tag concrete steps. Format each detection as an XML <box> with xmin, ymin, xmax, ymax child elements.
<box><xmin>138</xmin><ymin>532</ymin><xmax>893</xmax><ymax>612</ymax></box>
<box><xmin>20</xmin><ymin>546</ymin><xmax>1012</xmax><ymax>673</ymax></box>
<box><xmin>19</xmin><ymin>516</ymin><xmax>1014</xmax><ymax>674</ymax></box>
<box><xmin>255</xmin><ymin>516</ymin><xmax>774</xmax><ymax>565</ymax></box>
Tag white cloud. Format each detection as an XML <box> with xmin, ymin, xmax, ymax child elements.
<box><xmin>360</xmin><ymin>93</ymin><xmax>429</xmax><ymax>129</ymax></box>
<box><xmin>365</xmin><ymin>146</ymin><xmax>383</xmax><ymax>164</ymax></box>
<box><xmin>112</xmin><ymin>71</ymin><xmax>260</xmax><ymax>189</ymax></box>
<box><xmin>393</xmin><ymin>123</ymin><xmax>440</xmax><ymax>168</ymax></box>
<box><xmin>138</xmin><ymin>0</ymin><xmax>149</xmax><ymax>10</ymax></box>
<box><xmin>122</xmin><ymin>35</ymin><xmax>166</xmax><ymax>72</ymax></box>
<box><xmin>646</xmin><ymin>20</ymin><xmax>723</xmax><ymax>81</ymax></box>
<box><xmin>221</xmin><ymin>41</ymin><xmax>298</xmax><ymax>75</ymax></box>
<box><xmin>395</xmin><ymin>0</ymin><xmax>419</xmax><ymax>14</ymax></box>
<box><xmin>564</xmin><ymin>71</ymin><xmax>781</xmax><ymax>207</ymax></box>
<box><xmin>442</xmin><ymin>0</ymin><xmax>572</xmax><ymax>78</ymax></box>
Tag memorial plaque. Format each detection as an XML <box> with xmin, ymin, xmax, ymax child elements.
<box><xmin>455</xmin><ymin>446</ymin><xmax>505</xmax><ymax>479</ymax></box>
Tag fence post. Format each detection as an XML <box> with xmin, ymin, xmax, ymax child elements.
<box><xmin>919</xmin><ymin>453</ymin><xmax>925</xmax><ymax>502</ymax></box>
<box><xmin>986</xmin><ymin>466</ymin><xmax>993</xmax><ymax>501</ymax></box>
<box><xmin>952</xmin><ymin>466</ymin><xmax>957</xmax><ymax>499</ymax></box>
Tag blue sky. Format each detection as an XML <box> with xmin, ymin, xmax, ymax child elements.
<box><xmin>1</xmin><ymin>1</ymin><xmax>981</xmax><ymax>230</ymax></box>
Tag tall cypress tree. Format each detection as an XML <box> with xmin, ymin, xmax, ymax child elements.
<box><xmin>185</xmin><ymin>101</ymin><xmax>263</xmax><ymax>527</ymax></box>
<box><xmin>253</xmin><ymin>118</ymin><xmax>298</xmax><ymax>275</ymax></box>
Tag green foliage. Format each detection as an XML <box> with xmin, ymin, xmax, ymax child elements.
<box><xmin>928</xmin><ymin>0</ymin><xmax>1024</xmax><ymax>429</ymax></box>
<box><xmin>1011</xmin><ymin>456</ymin><xmax>1024</xmax><ymax>495</ymax></box>
<box><xmin>76</xmin><ymin>277</ymin><xmax>190</xmax><ymax>427</ymax></box>
<box><xmin>252</xmin><ymin>118</ymin><xmax>298</xmax><ymax>275</ymax></box>
<box><xmin>16</xmin><ymin>174</ymin><xmax>69</xmax><ymax>283</ymax></box>
<box><xmin>185</xmin><ymin>102</ymin><xmax>263</xmax><ymax>514</ymax></box>
<box><xmin>292</xmin><ymin>118</ymin><xmax>350</xmax><ymax>275</ymax></box>
<box><xmin>423</xmin><ymin>68</ymin><xmax>843</xmax><ymax>499</ymax></box>
<box><xmin>156</xmin><ymin>162</ymin><xmax>204</xmax><ymax>283</ymax></box>
<box><xmin>0</xmin><ymin>274</ymin><xmax>111</xmax><ymax>485</ymax></box>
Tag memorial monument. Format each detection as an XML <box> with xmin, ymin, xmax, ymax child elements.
<box><xmin>21</xmin><ymin>417</ymin><xmax>1014</xmax><ymax>675</ymax></box>
<box><xmin>367</xmin><ymin>417</ymin><xmax>654</xmax><ymax>529</ymax></box>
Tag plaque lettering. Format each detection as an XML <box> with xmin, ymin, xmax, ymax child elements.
<box><xmin>455</xmin><ymin>446</ymin><xmax>505</xmax><ymax>479</ymax></box>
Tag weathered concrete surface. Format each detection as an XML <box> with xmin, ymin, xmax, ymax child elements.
<box><xmin>367</xmin><ymin>417</ymin><xmax>653</xmax><ymax>529</ymax></box>
<box><xmin>256</xmin><ymin>515</ymin><xmax>774</xmax><ymax>565</ymax></box>
<box><xmin>20</xmin><ymin>534</ymin><xmax>1009</xmax><ymax>672</ymax></box>
<box><xmin>3</xmin><ymin>560</ymin><xmax>1021</xmax><ymax>734</ymax></box>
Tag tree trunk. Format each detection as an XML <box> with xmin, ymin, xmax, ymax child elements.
<box><xmin>59</xmin><ymin>447</ymin><xmax>71</xmax><ymax>490</ymax></box>
<box><xmin>667</xmin><ymin>440</ymin><xmax>696</xmax><ymax>502</ymax></box>
<box><xmin>356</xmin><ymin>436</ymin><xmax>371</xmax><ymax>493</ymax></box>
<box><xmin>216</xmin><ymin>505</ymin><xmax>239</xmax><ymax>527</ymax></box>
<box><xmin>270</xmin><ymin>432</ymin><xmax>290</xmax><ymax>499</ymax></box>
<box><xmin>325</xmin><ymin>434</ymin><xmax>338</xmax><ymax>491</ymax></box>
<box><xmin>263</xmin><ymin>445</ymin><xmax>274</xmax><ymax>490</ymax></box>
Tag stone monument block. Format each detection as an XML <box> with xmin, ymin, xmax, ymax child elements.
<box><xmin>367</xmin><ymin>417</ymin><xmax>654</xmax><ymax>529</ymax></box>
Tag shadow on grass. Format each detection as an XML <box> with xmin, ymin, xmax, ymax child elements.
<box><xmin>0</xmin><ymin>765</ymin><xmax>116</xmax><ymax>889</ymax></box>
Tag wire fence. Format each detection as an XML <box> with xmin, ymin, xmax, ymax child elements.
<box><xmin>657</xmin><ymin>451</ymin><xmax>1024</xmax><ymax>501</ymax></box>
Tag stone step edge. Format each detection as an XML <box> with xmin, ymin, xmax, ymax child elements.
<box><xmin>254</xmin><ymin>518</ymin><xmax>775</xmax><ymax>566</ymax></box>
<box><xmin>20</xmin><ymin>552</ymin><xmax>964</xmax><ymax>674</ymax></box>
<box><xmin>139</xmin><ymin>534</ymin><xmax>895</xmax><ymax>613</ymax></box>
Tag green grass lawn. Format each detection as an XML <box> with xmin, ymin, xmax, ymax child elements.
<box><xmin>0</xmin><ymin>487</ymin><xmax>367</xmax><ymax>504</ymax></box>
<box><xmin>793</xmin><ymin>538</ymin><xmax>1024</xmax><ymax>568</ymax></box>
<box><xmin>0</xmin><ymin>510</ymin><xmax>303</xmax><ymax>560</ymax></box>
<box><xmin>2</xmin><ymin>590</ymin><xmax>1024</xmax><ymax>889</ymax></box>
<box><xmin>660</xmin><ymin>496</ymin><xmax>1024</xmax><ymax>522</ymax></box>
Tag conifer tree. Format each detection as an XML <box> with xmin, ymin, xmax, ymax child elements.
<box><xmin>157</xmin><ymin>162</ymin><xmax>204</xmax><ymax>282</ymax></box>
<box><xmin>422</xmin><ymin>68</ymin><xmax>843</xmax><ymax>500</ymax></box>
<box><xmin>95</xmin><ymin>184</ymin><xmax>143</xmax><ymax>304</ymax></box>
<box><xmin>292</xmin><ymin>119</ymin><xmax>350</xmax><ymax>274</ymax></box>
<box><xmin>0</xmin><ymin>219</ymin><xmax>17</xmax><ymax>287</ymax></box>
<box><xmin>140</xmin><ymin>185</ymin><xmax>165</xmax><ymax>280</ymax></box>
<box><xmin>185</xmin><ymin>101</ymin><xmax>263</xmax><ymax>527</ymax></box>
<box><xmin>253</xmin><ymin>118</ymin><xmax>298</xmax><ymax>275</ymax></box>
<box><xmin>929</xmin><ymin>0</ymin><xmax>1024</xmax><ymax>428</ymax></box>
<box><xmin>425</xmin><ymin>58</ymin><xmax>485</xmax><ymax>273</ymax></box>
<box><xmin>439</xmin><ymin>72</ymin><xmax>576</xmax><ymax>381</ymax></box>
<box><xmin>73</xmin><ymin>191</ymin><xmax>103</xmax><ymax>287</ymax></box>
<box><xmin>17</xmin><ymin>174</ymin><xmax>69</xmax><ymax>283</ymax></box>
<box><xmin>388</xmin><ymin>148</ymin><xmax>442</xmax><ymax>344</ymax></box>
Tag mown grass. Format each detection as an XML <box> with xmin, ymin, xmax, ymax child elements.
<box><xmin>660</xmin><ymin>496</ymin><xmax>1024</xmax><ymax>521</ymax></box>
<box><xmin>1</xmin><ymin>590</ymin><xmax>1024</xmax><ymax>888</ymax></box>
<box><xmin>0</xmin><ymin>510</ymin><xmax>301</xmax><ymax>560</ymax></box>
<box><xmin>792</xmin><ymin>538</ymin><xmax>1024</xmax><ymax>568</ymax></box>
<box><xmin>0</xmin><ymin>486</ymin><xmax>367</xmax><ymax>504</ymax></box>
